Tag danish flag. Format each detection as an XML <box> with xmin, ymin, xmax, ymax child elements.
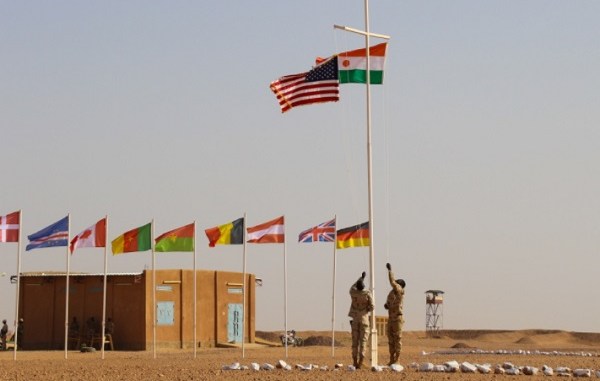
<box><xmin>0</xmin><ymin>211</ymin><xmax>20</xmax><ymax>243</ymax></box>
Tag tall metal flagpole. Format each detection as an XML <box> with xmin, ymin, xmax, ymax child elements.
<box><xmin>363</xmin><ymin>0</ymin><xmax>378</xmax><ymax>367</ymax></box>
<box><xmin>193</xmin><ymin>221</ymin><xmax>197</xmax><ymax>359</ymax></box>
<box><xmin>101</xmin><ymin>215</ymin><xmax>109</xmax><ymax>360</ymax></box>
<box><xmin>152</xmin><ymin>219</ymin><xmax>156</xmax><ymax>359</ymax></box>
<box><xmin>64</xmin><ymin>213</ymin><xmax>71</xmax><ymax>360</ymax></box>
<box><xmin>13</xmin><ymin>210</ymin><xmax>22</xmax><ymax>361</ymax></box>
<box><xmin>334</xmin><ymin>0</ymin><xmax>390</xmax><ymax>367</ymax></box>
<box><xmin>241</xmin><ymin>213</ymin><xmax>247</xmax><ymax>358</ymax></box>
<box><xmin>331</xmin><ymin>215</ymin><xmax>337</xmax><ymax>357</ymax></box>
<box><xmin>283</xmin><ymin>216</ymin><xmax>288</xmax><ymax>358</ymax></box>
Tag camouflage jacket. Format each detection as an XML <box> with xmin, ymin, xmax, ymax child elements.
<box><xmin>386</xmin><ymin>270</ymin><xmax>404</xmax><ymax>320</ymax></box>
<box><xmin>348</xmin><ymin>278</ymin><xmax>374</xmax><ymax>325</ymax></box>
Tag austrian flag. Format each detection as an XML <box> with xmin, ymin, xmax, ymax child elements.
<box><xmin>0</xmin><ymin>211</ymin><xmax>20</xmax><ymax>243</ymax></box>
<box><xmin>70</xmin><ymin>218</ymin><xmax>107</xmax><ymax>253</ymax></box>
<box><xmin>247</xmin><ymin>216</ymin><xmax>285</xmax><ymax>244</ymax></box>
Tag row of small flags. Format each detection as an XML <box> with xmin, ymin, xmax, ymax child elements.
<box><xmin>0</xmin><ymin>211</ymin><xmax>370</xmax><ymax>253</ymax></box>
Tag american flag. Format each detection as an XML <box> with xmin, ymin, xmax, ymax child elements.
<box><xmin>298</xmin><ymin>218</ymin><xmax>336</xmax><ymax>243</ymax></box>
<box><xmin>270</xmin><ymin>56</ymin><xmax>339</xmax><ymax>113</ymax></box>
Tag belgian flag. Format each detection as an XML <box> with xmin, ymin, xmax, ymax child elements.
<box><xmin>204</xmin><ymin>218</ymin><xmax>244</xmax><ymax>247</ymax></box>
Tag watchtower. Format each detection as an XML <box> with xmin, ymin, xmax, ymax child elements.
<box><xmin>425</xmin><ymin>290</ymin><xmax>444</xmax><ymax>337</ymax></box>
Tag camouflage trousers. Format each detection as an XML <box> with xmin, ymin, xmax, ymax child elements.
<box><xmin>387</xmin><ymin>316</ymin><xmax>404</xmax><ymax>364</ymax></box>
<box><xmin>350</xmin><ymin>320</ymin><xmax>369</xmax><ymax>361</ymax></box>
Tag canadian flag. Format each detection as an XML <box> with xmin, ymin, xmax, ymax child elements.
<box><xmin>0</xmin><ymin>211</ymin><xmax>20</xmax><ymax>243</ymax></box>
<box><xmin>70</xmin><ymin>218</ymin><xmax>106</xmax><ymax>253</ymax></box>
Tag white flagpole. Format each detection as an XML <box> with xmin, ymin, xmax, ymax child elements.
<box><xmin>283</xmin><ymin>215</ymin><xmax>288</xmax><ymax>358</ymax></box>
<box><xmin>152</xmin><ymin>219</ymin><xmax>156</xmax><ymax>359</ymax></box>
<box><xmin>64</xmin><ymin>213</ymin><xmax>71</xmax><ymax>359</ymax></box>
<box><xmin>101</xmin><ymin>215</ymin><xmax>109</xmax><ymax>359</ymax></box>
<box><xmin>13</xmin><ymin>210</ymin><xmax>22</xmax><ymax>361</ymax></box>
<box><xmin>335</xmin><ymin>2</ymin><xmax>391</xmax><ymax>367</ymax></box>
<box><xmin>241</xmin><ymin>213</ymin><xmax>247</xmax><ymax>358</ymax></box>
<box><xmin>331</xmin><ymin>215</ymin><xmax>337</xmax><ymax>357</ymax></box>
<box><xmin>363</xmin><ymin>0</ymin><xmax>379</xmax><ymax>367</ymax></box>
<box><xmin>193</xmin><ymin>221</ymin><xmax>197</xmax><ymax>359</ymax></box>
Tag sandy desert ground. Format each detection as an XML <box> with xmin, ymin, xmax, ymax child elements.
<box><xmin>0</xmin><ymin>330</ymin><xmax>598</xmax><ymax>380</ymax></box>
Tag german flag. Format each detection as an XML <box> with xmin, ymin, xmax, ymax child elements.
<box><xmin>204</xmin><ymin>218</ymin><xmax>244</xmax><ymax>247</ymax></box>
<box><xmin>336</xmin><ymin>221</ymin><xmax>369</xmax><ymax>249</ymax></box>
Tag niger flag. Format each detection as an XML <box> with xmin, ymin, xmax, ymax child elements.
<box><xmin>205</xmin><ymin>218</ymin><xmax>244</xmax><ymax>247</ymax></box>
<box><xmin>336</xmin><ymin>221</ymin><xmax>370</xmax><ymax>249</ymax></box>
<box><xmin>338</xmin><ymin>42</ymin><xmax>387</xmax><ymax>84</ymax></box>
<box><xmin>112</xmin><ymin>222</ymin><xmax>151</xmax><ymax>254</ymax></box>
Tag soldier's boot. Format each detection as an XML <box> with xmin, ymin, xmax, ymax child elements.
<box><xmin>389</xmin><ymin>350</ymin><xmax>398</xmax><ymax>365</ymax></box>
<box><xmin>352</xmin><ymin>355</ymin><xmax>359</xmax><ymax>368</ymax></box>
<box><xmin>357</xmin><ymin>354</ymin><xmax>365</xmax><ymax>369</ymax></box>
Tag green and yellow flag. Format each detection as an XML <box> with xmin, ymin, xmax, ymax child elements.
<box><xmin>112</xmin><ymin>223</ymin><xmax>151</xmax><ymax>254</ymax></box>
<box><xmin>155</xmin><ymin>223</ymin><xmax>194</xmax><ymax>252</ymax></box>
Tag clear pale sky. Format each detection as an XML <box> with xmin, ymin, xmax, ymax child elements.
<box><xmin>2</xmin><ymin>1</ymin><xmax>599</xmax><ymax>333</ymax></box>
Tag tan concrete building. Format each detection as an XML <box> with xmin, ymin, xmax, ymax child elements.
<box><xmin>17</xmin><ymin>269</ymin><xmax>256</xmax><ymax>350</ymax></box>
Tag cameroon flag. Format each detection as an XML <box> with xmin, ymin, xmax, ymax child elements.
<box><xmin>155</xmin><ymin>223</ymin><xmax>194</xmax><ymax>252</ymax></box>
<box><xmin>112</xmin><ymin>223</ymin><xmax>151</xmax><ymax>254</ymax></box>
<box><xmin>336</xmin><ymin>221</ymin><xmax>370</xmax><ymax>249</ymax></box>
<box><xmin>205</xmin><ymin>218</ymin><xmax>244</xmax><ymax>247</ymax></box>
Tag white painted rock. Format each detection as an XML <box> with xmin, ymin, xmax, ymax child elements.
<box><xmin>334</xmin><ymin>363</ymin><xmax>344</xmax><ymax>369</ymax></box>
<box><xmin>460</xmin><ymin>362</ymin><xmax>477</xmax><ymax>373</ymax></box>
<box><xmin>506</xmin><ymin>368</ymin><xmax>520</xmax><ymax>375</ymax></box>
<box><xmin>444</xmin><ymin>360</ymin><xmax>460</xmax><ymax>373</ymax></box>
<box><xmin>347</xmin><ymin>365</ymin><xmax>356</xmax><ymax>371</ymax></box>
<box><xmin>557</xmin><ymin>367</ymin><xmax>573</xmax><ymax>377</ymax></box>
<box><xmin>573</xmin><ymin>369</ymin><xmax>591</xmax><ymax>378</ymax></box>
<box><xmin>261</xmin><ymin>363</ymin><xmax>275</xmax><ymax>371</ymax></box>
<box><xmin>390</xmin><ymin>364</ymin><xmax>404</xmax><ymax>372</ymax></box>
<box><xmin>476</xmin><ymin>364</ymin><xmax>492</xmax><ymax>374</ymax></box>
<box><xmin>250</xmin><ymin>363</ymin><xmax>260</xmax><ymax>371</ymax></box>
<box><xmin>419</xmin><ymin>362</ymin><xmax>434</xmax><ymax>372</ymax></box>
<box><xmin>543</xmin><ymin>365</ymin><xmax>554</xmax><ymax>376</ymax></box>
<box><xmin>433</xmin><ymin>365</ymin><xmax>446</xmax><ymax>373</ymax></box>
<box><xmin>371</xmin><ymin>366</ymin><xmax>383</xmax><ymax>372</ymax></box>
<box><xmin>523</xmin><ymin>366</ymin><xmax>539</xmax><ymax>375</ymax></box>
<box><xmin>222</xmin><ymin>362</ymin><xmax>240</xmax><ymax>370</ymax></box>
<box><xmin>494</xmin><ymin>366</ymin><xmax>506</xmax><ymax>375</ymax></box>
<box><xmin>276</xmin><ymin>360</ymin><xmax>288</xmax><ymax>369</ymax></box>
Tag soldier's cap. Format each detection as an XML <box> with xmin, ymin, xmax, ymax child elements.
<box><xmin>396</xmin><ymin>279</ymin><xmax>406</xmax><ymax>288</ymax></box>
<box><xmin>356</xmin><ymin>280</ymin><xmax>365</xmax><ymax>291</ymax></box>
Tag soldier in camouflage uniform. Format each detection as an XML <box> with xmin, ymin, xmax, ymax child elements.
<box><xmin>348</xmin><ymin>271</ymin><xmax>374</xmax><ymax>369</ymax></box>
<box><xmin>384</xmin><ymin>262</ymin><xmax>405</xmax><ymax>365</ymax></box>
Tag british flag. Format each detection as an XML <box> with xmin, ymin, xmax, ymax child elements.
<box><xmin>298</xmin><ymin>218</ymin><xmax>336</xmax><ymax>243</ymax></box>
